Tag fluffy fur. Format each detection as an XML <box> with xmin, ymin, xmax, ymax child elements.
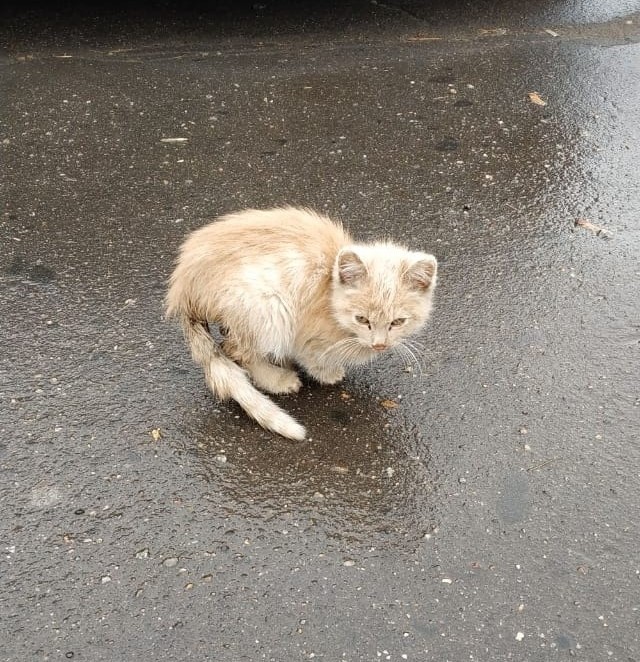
<box><xmin>165</xmin><ymin>207</ymin><xmax>437</xmax><ymax>440</ymax></box>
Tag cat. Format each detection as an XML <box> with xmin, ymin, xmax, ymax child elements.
<box><xmin>165</xmin><ymin>207</ymin><xmax>437</xmax><ymax>440</ymax></box>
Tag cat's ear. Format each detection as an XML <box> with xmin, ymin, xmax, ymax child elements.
<box><xmin>337</xmin><ymin>249</ymin><xmax>367</xmax><ymax>285</ymax></box>
<box><xmin>405</xmin><ymin>253</ymin><xmax>437</xmax><ymax>291</ymax></box>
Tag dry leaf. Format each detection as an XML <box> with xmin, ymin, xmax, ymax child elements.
<box><xmin>340</xmin><ymin>391</ymin><xmax>352</xmax><ymax>401</ymax></box>
<box><xmin>150</xmin><ymin>428</ymin><xmax>162</xmax><ymax>441</ymax></box>
<box><xmin>527</xmin><ymin>92</ymin><xmax>547</xmax><ymax>106</ymax></box>
<box><xmin>380</xmin><ymin>399</ymin><xmax>399</xmax><ymax>410</ymax></box>
<box><xmin>574</xmin><ymin>218</ymin><xmax>612</xmax><ymax>237</ymax></box>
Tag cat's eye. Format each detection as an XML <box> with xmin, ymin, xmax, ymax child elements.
<box><xmin>355</xmin><ymin>315</ymin><xmax>370</xmax><ymax>328</ymax></box>
<box><xmin>390</xmin><ymin>318</ymin><xmax>406</xmax><ymax>328</ymax></box>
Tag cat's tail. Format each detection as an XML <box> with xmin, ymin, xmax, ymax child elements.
<box><xmin>177</xmin><ymin>317</ymin><xmax>307</xmax><ymax>441</ymax></box>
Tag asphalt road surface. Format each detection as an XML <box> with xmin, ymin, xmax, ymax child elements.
<box><xmin>1</xmin><ymin>1</ymin><xmax>639</xmax><ymax>660</ymax></box>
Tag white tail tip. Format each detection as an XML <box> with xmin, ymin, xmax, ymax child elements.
<box><xmin>268</xmin><ymin>412</ymin><xmax>307</xmax><ymax>441</ymax></box>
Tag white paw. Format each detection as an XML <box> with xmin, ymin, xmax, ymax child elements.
<box><xmin>250</xmin><ymin>365</ymin><xmax>302</xmax><ymax>395</ymax></box>
<box><xmin>274</xmin><ymin>370</ymin><xmax>302</xmax><ymax>394</ymax></box>
<box><xmin>312</xmin><ymin>367</ymin><xmax>345</xmax><ymax>385</ymax></box>
<box><xmin>257</xmin><ymin>368</ymin><xmax>302</xmax><ymax>394</ymax></box>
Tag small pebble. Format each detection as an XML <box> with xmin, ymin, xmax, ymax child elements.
<box><xmin>516</xmin><ymin>631</ymin><xmax>525</xmax><ymax>641</ymax></box>
<box><xmin>163</xmin><ymin>557</ymin><xmax>179</xmax><ymax>567</ymax></box>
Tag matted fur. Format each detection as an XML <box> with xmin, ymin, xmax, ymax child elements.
<box><xmin>165</xmin><ymin>207</ymin><xmax>437</xmax><ymax>440</ymax></box>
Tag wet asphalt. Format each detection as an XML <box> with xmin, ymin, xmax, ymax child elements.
<box><xmin>1</xmin><ymin>1</ymin><xmax>640</xmax><ymax>660</ymax></box>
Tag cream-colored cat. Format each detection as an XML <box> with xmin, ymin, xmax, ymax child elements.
<box><xmin>165</xmin><ymin>207</ymin><xmax>437</xmax><ymax>440</ymax></box>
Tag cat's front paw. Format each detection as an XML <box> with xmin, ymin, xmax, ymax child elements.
<box><xmin>249</xmin><ymin>364</ymin><xmax>302</xmax><ymax>395</ymax></box>
<box><xmin>261</xmin><ymin>368</ymin><xmax>302</xmax><ymax>395</ymax></box>
<box><xmin>308</xmin><ymin>366</ymin><xmax>346</xmax><ymax>385</ymax></box>
<box><xmin>274</xmin><ymin>370</ymin><xmax>303</xmax><ymax>394</ymax></box>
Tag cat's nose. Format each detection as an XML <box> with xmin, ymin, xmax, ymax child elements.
<box><xmin>371</xmin><ymin>343</ymin><xmax>388</xmax><ymax>352</ymax></box>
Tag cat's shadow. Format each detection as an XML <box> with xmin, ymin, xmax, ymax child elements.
<box><xmin>182</xmin><ymin>376</ymin><xmax>441</xmax><ymax>551</ymax></box>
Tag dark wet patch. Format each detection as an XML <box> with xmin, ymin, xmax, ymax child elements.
<box><xmin>428</xmin><ymin>74</ymin><xmax>455</xmax><ymax>84</ymax></box>
<box><xmin>497</xmin><ymin>473</ymin><xmax>530</xmax><ymax>525</ymax></box>
<box><xmin>555</xmin><ymin>632</ymin><xmax>577</xmax><ymax>650</ymax></box>
<box><xmin>454</xmin><ymin>99</ymin><xmax>474</xmax><ymax>108</ymax></box>
<box><xmin>5</xmin><ymin>256</ymin><xmax>26</xmax><ymax>276</ymax></box>
<box><xmin>328</xmin><ymin>407</ymin><xmax>351</xmax><ymax>426</ymax></box>
<box><xmin>434</xmin><ymin>136</ymin><xmax>459</xmax><ymax>151</ymax></box>
<box><xmin>184</xmin><ymin>383</ymin><xmax>441</xmax><ymax>551</ymax></box>
<box><xmin>4</xmin><ymin>256</ymin><xmax>56</xmax><ymax>283</ymax></box>
<box><xmin>29</xmin><ymin>264</ymin><xmax>57</xmax><ymax>283</ymax></box>
<box><xmin>90</xmin><ymin>351</ymin><xmax>111</xmax><ymax>362</ymax></box>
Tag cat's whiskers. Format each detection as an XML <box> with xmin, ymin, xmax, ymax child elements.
<box><xmin>401</xmin><ymin>336</ymin><xmax>426</xmax><ymax>355</ymax></box>
<box><xmin>404</xmin><ymin>340</ymin><xmax>427</xmax><ymax>370</ymax></box>
<box><xmin>406</xmin><ymin>342</ymin><xmax>428</xmax><ymax>375</ymax></box>
<box><xmin>331</xmin><ymin>337</ymin><xmax>369</xmax><ymax>366</ymax></box>
<box><xmin>403</xmin><ymin>347</ymin><xmax>425</xmax><ymax>370</ymax></box>
<box><xmin>319</xmin><ymin>337</ymin><xmax>362</xmax><ymax>363</ymax></box>
<box><xmin>391</xmin><ymin>343</ymin><xmax>412</xmax><ymax>371</ymax></box>
<box><xmin>395</xmin><ymin>347</ymin><xmax>419</xmax><ymax>376</ymax></box>
<box><xmin>403</xmin><ymin>337</ymin><xmax>425</xmax><ymax>351</ymax></box>
<box><xmin>394</xmin><ymin>340</ymin><xmax>425</xmax><ymax>376</ymax></box>
<box><xmin>317</xmin><ymin>337</ymin><xmax>358</xmax><ymax>362</ymax></box>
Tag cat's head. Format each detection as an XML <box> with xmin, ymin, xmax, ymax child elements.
<box><xmin>331</xmin><ymin>243</ymin><xmax>438</xmax><ymax>352</ymax></box>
